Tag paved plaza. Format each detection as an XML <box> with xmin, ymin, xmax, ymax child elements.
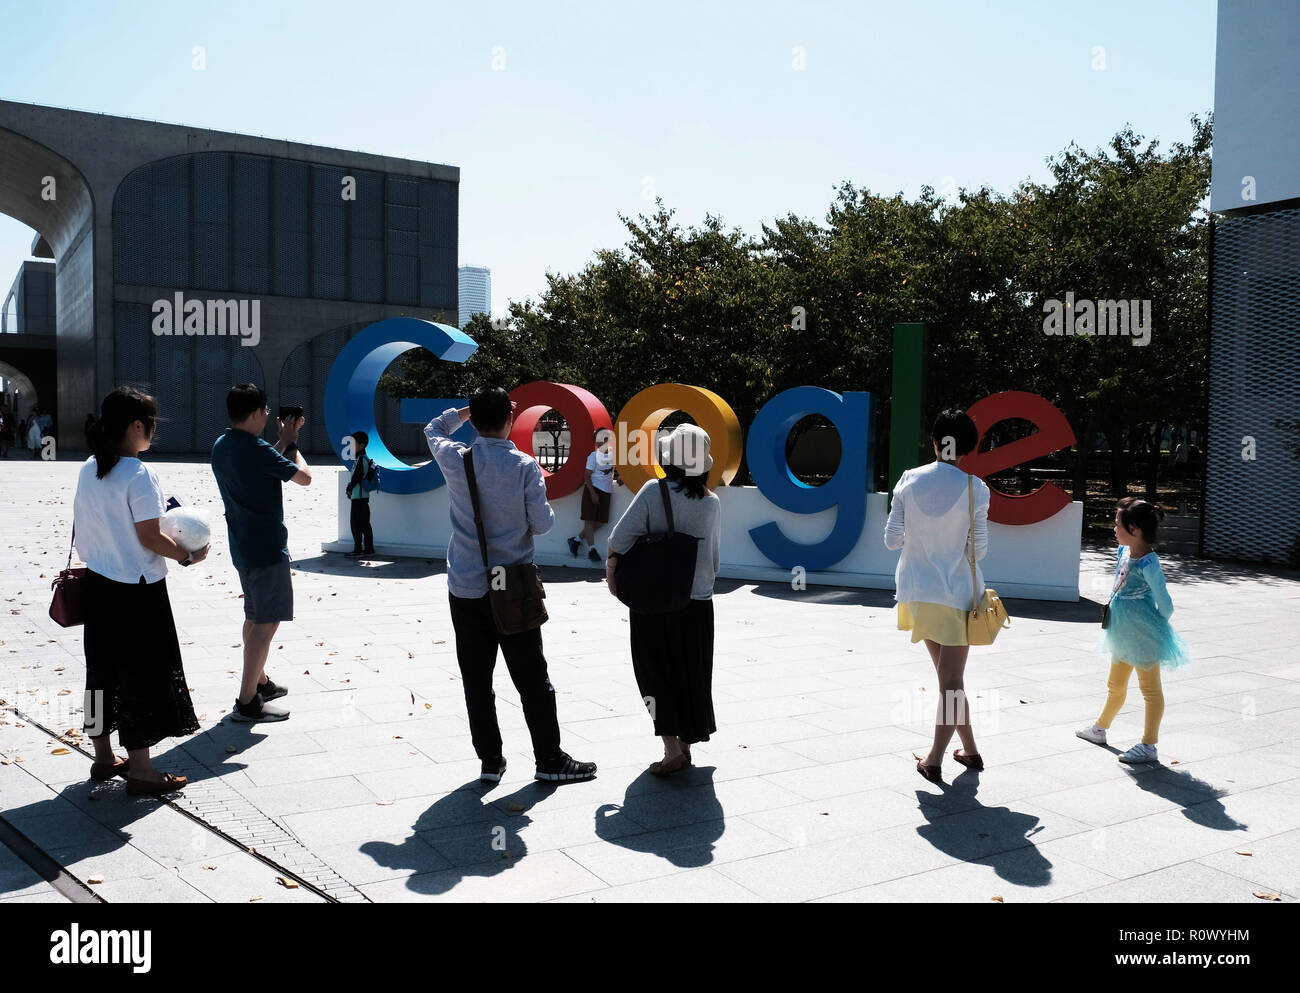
<box><xmin>1</xmin><ymin>456</ymin><xmax>1298</xmax><ymax>903</ymax></box>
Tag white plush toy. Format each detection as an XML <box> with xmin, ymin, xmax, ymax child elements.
<box><xmin>161</xmin><ymin>506</ymin><xmax>211</xmax><ymax>553</ymax></box>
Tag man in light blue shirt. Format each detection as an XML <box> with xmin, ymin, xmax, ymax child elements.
<box><xmin>426</xmin><ymin>386</ymin><xmax>596</xmax><ymax>784</ymax></box>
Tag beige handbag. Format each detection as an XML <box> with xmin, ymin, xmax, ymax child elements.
<box><xmin>966</xmin><ymin>475</ymin><xmax>1010</xmax><ymax>645</ymax></box>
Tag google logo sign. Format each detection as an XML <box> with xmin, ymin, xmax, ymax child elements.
<box><xmin>325</xmin><ymin>317</ymin><xmax>1078</xmax><ymax>575</ymax></box>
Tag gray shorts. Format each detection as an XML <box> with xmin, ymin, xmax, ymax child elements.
<box><xmin>237</xmin><ymin>554</ymin><xmax>294</xmax><ymax>624</ymax></box>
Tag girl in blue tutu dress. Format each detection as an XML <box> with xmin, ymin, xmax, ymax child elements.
<box><xmin>1076</xmin><ymin>497</ymin><xmax>1191</xmax><ymax>764</ymax></box>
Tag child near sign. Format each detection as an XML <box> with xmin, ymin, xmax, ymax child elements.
<box><xmin>1077</xmin><ymin>497</ymin><xmax>1191</xmax><ymax>764</ymax></box>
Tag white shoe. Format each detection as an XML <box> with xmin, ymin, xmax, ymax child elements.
<box><xmin>1118</xmin><ymin>743</ymin><xmax>1158</xmax><ymax>764</ymax></box>
<box><xmin>1075</xmin><ymin>724</ymin><xmax>1107</xmax><ymax>745</ymax></box>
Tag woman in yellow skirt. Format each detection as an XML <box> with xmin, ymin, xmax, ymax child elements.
<box><xmin>884</xmin><ymin>409</ymin><xmax>991</xmax><ymax>784</ymax></box>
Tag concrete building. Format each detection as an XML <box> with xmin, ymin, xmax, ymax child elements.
<box><xmin>457</xmin><ymin>265</ymin><xmax>490</xmax><ymax>328</ymax></box>
<box><xmin>1206</xmin><ymin>0</ymin><xmax>1300</xmax><ymax>564</ymax></box>
<box><xmin>0</xmin><ymin>99</ymin><xmax>459</xmax><ymax>454</ymax></box>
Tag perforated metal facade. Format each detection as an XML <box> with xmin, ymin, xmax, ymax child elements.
<box><xmin>113</xmin><ymin>301</ymin><xmax>264</xmax><ymax>453</ymax></box>
<box><xmin>1204</xmin><ymin>206</ymin><xmax>1300</xmax><ymax>564</ymax></box>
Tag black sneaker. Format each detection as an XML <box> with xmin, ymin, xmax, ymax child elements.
<box><xmin>480</xmin><ymin>757</ymin><xmax>507</xmax><ymax>782</ymax></box>
<box><xmin>567</xmin><ymin>537</ymin><xmax>581</xmax><ymax>558</ymax></box>
<box><xmin>535</xmin><ymin>752</ymin><xmax>596</xmax><ymax>782</ymax></box>
<box><xmin>258</xmin><ymin>678</ymin><xmax>288</xmax><ymax>701</ymax></box>
<box><xmin>231</xmin><ymin>693</ymin><xmax>290</xmax><ymax>723</ymax></box>
<box><xmin>587</xmin><ymin>548</ymin><xmax>601</xmax><ymax>562</ymax></box>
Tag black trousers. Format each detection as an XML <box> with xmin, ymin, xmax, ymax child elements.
<box><xmin>350</xmin><ymin>498</ymin><xmax>374</xmax><ymax>551</ymax></box>
<box><xmin>448</xmin><ymin>592</ymin><xmax>561</xmax><ymax>765</ymax></box>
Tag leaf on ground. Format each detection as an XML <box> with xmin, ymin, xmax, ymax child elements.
<box><xmin>202</xmin><ymin>863</ymin><xmax>218</xmax><ymax>870</ymax></box>
<box><xmin>1170</xmin><ymin>760</ymin><xmax>1181</xmax><ymax>765</ymax></box>
<box><xmin>1235</xmin><ymin>850</ymin><xmax>1253</xmax><ymax>856</ymax></box>
<box><xmin>249</xmin><ymin>894</ymin><xmax>263</xmax><ymax>902</ymax></box>
<box><xmin>990</xmin><ymin>895</ymin><xmax>1004</xmax><ymax>903</ymax></box>
<box><xmin>225</xmin><ymin>746</ymin><xmax>238</xmax><ymax>754</ymax></box>
<box><xmin>87</xmin><ymin>876</ymin><xmax>103</xmax><ymax>884</ymax></box>
<box><xmin>275</xmin><ymin>876</ymin><xmax>299</xmax><ymax>889</ymax></box>
<box><xmin>506</xmin><ymin>802</ymin><xmax>527</xmax><ymax>812</ymax></box>
<box><xmin>49</xmin><ymin>747</ymin><xmax>70</xmax><ymax>755</ymax></box>
<box><xmin>1253</xmin><ymin>891</ymin><xmax>1281</xmax><ymax>901</ymax></box>
<box><xmin>376</xmin><ymin>800</ymin><xmax>394</xmax><ymax>806</ymax></box>
<box><xmin>424</xmin><ymin>702</ymin><xmax>431</xmax><ymax>710</ymax></box>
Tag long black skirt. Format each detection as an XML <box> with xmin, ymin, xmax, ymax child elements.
<box><xmin>629</xmin><ymin>597</ymin><xmax>716</xmax><ymax>744</ymax></box>
<box><xmin>83</xmin><ymin>569</ymin><xmax>200</xmax><ymax>751</ymax></box>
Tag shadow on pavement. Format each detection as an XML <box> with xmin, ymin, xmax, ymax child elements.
<box><xmin>914</xmin><ymin>771</ymin><xmax>1054</xmax><ymax>887</ymax></box>
<box><xmin>362</xmin><ymin>780</ymin><xmax>557</xmax><ymax>896</ymax></box>
<box><xmin>593</xmin><ymin>766</ymin><xmax>724</xmax><ymax>868</ymax></box>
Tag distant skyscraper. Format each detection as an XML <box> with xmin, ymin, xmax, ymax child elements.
<box><xmin>458</xmin><ymin>266</ymin><xmax>491</xmax><ymax>328</ymax></box>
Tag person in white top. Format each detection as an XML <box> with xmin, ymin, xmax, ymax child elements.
<box><xmin>884</xmin><ymin>408</ymin><xmax>991</xmax><ymax>783</ymax></box>
<box><xmin>568</xmin><ymin>427</ymin><xmax>622</xmax><ymax>562</ymax></box>
<box><xmin>72</xmin><ymin>387</ymin><xmax>209</xmax><ymax>797</ymax></box>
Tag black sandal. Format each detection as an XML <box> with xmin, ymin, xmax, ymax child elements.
<box><xmin>952</xmin><ymin>749</ymin><xmax>984</xmax><ymax>771</ymax></box>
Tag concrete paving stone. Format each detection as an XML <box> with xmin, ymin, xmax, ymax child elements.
<box><xmin>359</xmin><ymin>849</ymin><xmax>606</xmax><ymax>902</ymax></box>
<box><xmin>1196</xmin><ymin>828</ymin><xmax>1300</xmax><ymax>897</ymax></box>
<box><xmin>282</xmin><ymin>790</ymin><xmax>497</xmax><ymax>848</ymax></box>
<box><xmin>715</xmin><ymin>823</ymin><xmax>965</xmax><ymax>901</ymax></box>
<box><xmin>315</xmin><ymin>833</ymin><xmax>451</xmax><ymax>885</ymax></box>
<box><xmin>763</xmin><ymin>752</ymin><xmax>926</xmax><ymax>801</ymax></box>
<box><xmin>562</xmin><ymin>817</ymin><xmax>790</xmax><ymax>887</ymax></box>
<box><xmin>353</xmin><ymin>757</ymin><xmax>488</xmax><ymax>801</ymax></box>
<box><xmin>420</xmin><ymin>801</ymin><xmax>647</xmax><ymax>868</ymax></box>
<box><xmin>173</xmin><ymin>851</ymin><xmax>326</xmax><ymax>903</ymax></box>
<box><xmin>782</xmin><ymin>724</ymin><xmax>938</xmax><ymax>765</ymax></box>
<box><xmin>0</xmin><ymin>845</ymin><xmax>50</xmax><ymax>898</ymax></box>
<box><xmin>553</xmin><ymin>865</ymin><xmax>763</xmax><ymax>902</ymax></box>
<box><xmin>48</xmin><ymin>841</ymin><xmax>171</xmax><ymax>885</ymax></box>
<box><xmin>1030</xmin><ymin>777</ymin><xmax>1220</xmax><ymax>827</ymax></box>
<box><xmin>1056</xmin><ymin>860</ymin><xmax>1285</xmax><ymax>903</ymax></box>
<box><xmin>742</xmin><ymin>788</ymin><xmax>923</xmax><ymax>847</ymax></box>
<box><xmin>1035</xmin><ymin>807</ymin><xmax>1254</xmax><ymax>881</ymax></box>
<box><xmin>815</xmin><ymin>848</ymin><xmax>1115</xmax><ymax>903</ymax></box>
<box><xmin>0</xmin><ymin>888</ymin><xmax>71</xmax><ymax>903</ymax></box>
<box><xmin>238</xmin><ymin>776</ymin><xmax>380</xmax><ymax>816</ymax></box>
<box><xmin>608</xmin><ymin>775</ymin><xmax>806</xmax><ymax>833</ymax></box>
<box><xmin>238</xmin><ymin>741</ymin><xmax>435</xmax><ymax>788</ymax></box>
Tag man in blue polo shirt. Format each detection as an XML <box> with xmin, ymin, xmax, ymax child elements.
<box><xmin>211</xmin><ymin>384</ymin><xmax>312</xmax><ymax>723</ymax></box>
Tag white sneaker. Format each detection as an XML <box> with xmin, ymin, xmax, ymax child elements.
<box><xmin>1075</xmin><ymin>724</ymin><xmax>1107</xmax><ymax>745</ymax></box>
<box><xmin>1118</xmin><ymin>743</ymin><xmax>1158</xmax><ymax>764</ymax></box>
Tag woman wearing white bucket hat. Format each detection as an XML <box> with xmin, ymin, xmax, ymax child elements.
<box><xmin>606</xmin><ymin>423</ymin><xmax>722</xmax><ymax>775</ymax></box>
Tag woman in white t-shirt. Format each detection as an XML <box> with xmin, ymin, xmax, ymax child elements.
<box><xmin>73</xmin><ymin>387</ymin><xmax>208</xmax><ymax>796</ymax></box>
<box><xmin>568</xmin><ymin>427</ymin><xmax>621</xmax><ymax>562</ymax></box>
<box><xmin>884</xmin><ymin>408</ymin><xmax>991</xmax><ymax>784</ymax></box>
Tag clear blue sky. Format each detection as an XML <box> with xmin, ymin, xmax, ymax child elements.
<box><xmin>0</xmin><ymin>0</ymin><xmax>1216</xmax><ymax>316</ymax></box>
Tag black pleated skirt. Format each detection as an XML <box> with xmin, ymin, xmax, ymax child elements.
<box><xmin>629</xmin><ymin>597</ymin><xmax>716</xmax><ymax>744</ymax></box>
<box><xmin>83</xmin><ymin>569</ymin><xmax>200</xmax><ymax>751</ymax></box>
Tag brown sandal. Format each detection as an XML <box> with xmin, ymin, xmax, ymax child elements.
<box><xmin>649</xmin><ymin>753</ymin><xmax>689</xmax><ymax>777</ymax></box>
<box><xmin>89</xmin><ymin>757</ymin><xmax>129</xmax><ymax>782</ymax></box>
<box><xmin>914</xmin><ymin>755</ymin><xmax>942</xmax><ymax>783</ymax></box>
<box><xmin>125</xmin><ymin>773</ymin><xmax>188</xmax><ymax>797</ymax></box>
<box><xmin>952</xmin><ymin>749</ymin><xmax>984</xmax><ymax>771</ymax></box>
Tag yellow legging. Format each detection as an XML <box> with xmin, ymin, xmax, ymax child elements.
<box><xmin>1096</xmin><ymin>660</ymin><xmax>1164</xmax><ymax>745</ymax></box>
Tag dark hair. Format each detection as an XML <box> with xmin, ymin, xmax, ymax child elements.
<box><xmin>226</xmin><ymin>383</ymin><xmax>267</xmax><ymax>423</ymax></box>
<box><xmin>469</xmin><ymin>386</ymin><xmax>512</xmax><ymax>433</ymax></box>
<box><xmin>1117</xmin><ymin>497</ymin><xmax>1164</xmax><ymax>544</ymax></box>
<box><xmin>931</xmin><ymin>408</ymin><xmax>979</xmax><ymax>458</ymax></box>
<box><xmin>87</xmin><ymin>387</ymin><xmax>158</xmax><ymax>479</ymax></box>
<box><xmin>351</xmin><ymin>430</ymin><xmax>369</xmax><ymax>449</ymax></box>
<box><xmin>662</xmin><ymin>463</ymin><xmax>709</xmax><ymax>499</ymax></box>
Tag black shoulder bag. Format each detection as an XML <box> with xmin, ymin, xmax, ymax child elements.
<box><xmin>463</xmin><ymin>448</ymin><xmax>548</xmax><ymax>635</ymax></box>
<box><xmin>613</xmin><ymin>479</ymin><xmax>700</xmax><ymax>614</ymax></box>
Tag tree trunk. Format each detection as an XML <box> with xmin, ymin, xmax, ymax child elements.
<box><xmin>1146</xmin><ymin>422</ymin><xmax>1162</xmax><ymax>502</ymax></box>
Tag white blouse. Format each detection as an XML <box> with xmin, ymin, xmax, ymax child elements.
<box><xmin>883</xmin><ymin>461</ymin><xmax>990</xmax><ymax>610</ymax></box>
<box><xmin>73</xmin><ymin>456</ymin><xmax>169</xmax><ymax>584</ymax></box>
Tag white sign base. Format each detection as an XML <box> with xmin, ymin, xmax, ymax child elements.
<box><xmin>323</xmin><ymin>474</ymin><xmax>1082</xmax><ymax>601</ymax></box>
